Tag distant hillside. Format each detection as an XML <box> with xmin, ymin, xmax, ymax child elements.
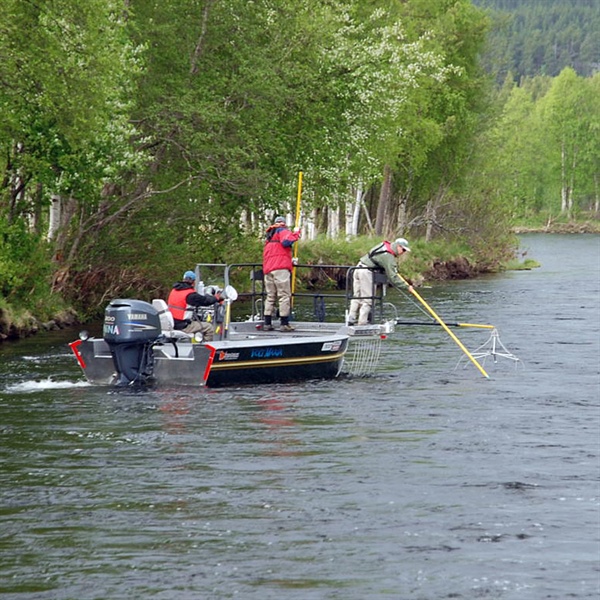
<box><xmin>472</xmin><ymin>0</ymin><xmax>600</xmax><ymax>81</ymax></box>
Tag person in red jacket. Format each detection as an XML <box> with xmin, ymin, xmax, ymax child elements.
<box><xmin>167</xmin><ymin>270</ymin><xmax>223</xmax><ymax>341</ymax></box>
<box><xmin>262</xmin><ymin>216</ymin><xmax>301</xmax><ymax>331</ymax></box>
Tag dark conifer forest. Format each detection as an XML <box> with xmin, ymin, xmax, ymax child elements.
<box><xmin>473</xmin><ymin>0</ymin><xmax>600</xmax><ymax>81</ymax></box>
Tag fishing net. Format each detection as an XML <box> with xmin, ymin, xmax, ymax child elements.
<box><xmin>344</xmin><ymin>335</ymin><xmax>383</xmax><ymax>377</ymax></box>
<box><xmin>455</xmin><ymin>328</ymin><xmax>522</xmax><ymax>372</ymax></box>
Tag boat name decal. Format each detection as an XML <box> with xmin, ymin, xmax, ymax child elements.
<box><xmin>321</xmin><ymin>341</ymin><xmax>342</xmax><ymax>352</ymax></box>
<box><xmin>250</xmin><ymin>347</ymin><xmax>284</xmax><ymax>358</ymax></box>
<box><xmin>218</xmin><ymin>351</ymin><xmax>240</xmax><ymax>361</ymax></box>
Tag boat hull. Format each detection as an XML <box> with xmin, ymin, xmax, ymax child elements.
<box><xmin>205</xmin><ymin>335</ymin><xmax>347</xmax><ymax>387</ymax></box>
<box><xmin>70</xmin><ymin>331</ymin><xmax>348</xmax><ymax>388</ymax></box>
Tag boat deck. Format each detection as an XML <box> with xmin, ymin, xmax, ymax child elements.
<box><xmin>225</xmin><ymin>320</ymin><xmax>391</xmax><ymax>339</ymax></box>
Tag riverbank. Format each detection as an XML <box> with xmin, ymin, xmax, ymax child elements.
<box><xmin>0</xmin><ymin>307</ymin><xmax>80</xmax><ymax>343</ymax></box>
<box><xmin>512</xmin><ymin>220</ymin><xmax>600</xmax><ymax>234</ymax></box>
<box><xmin>2</xmin><ymin>225</ymin><xmax>596</xmax><ymax>343</ymax></box>
<box><xmin>0</xmin><ymin>255</ymin><xmax>498</xmax><ymax>343</ymax></box>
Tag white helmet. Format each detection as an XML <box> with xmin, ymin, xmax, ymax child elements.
<box><xmin>393</xmin><ymin>238</ymin><xmax>411</xmax><ymax>253</ymax></box>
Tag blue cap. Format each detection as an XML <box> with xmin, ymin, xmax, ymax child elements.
<box><xmin>274</xmin><ymin>216</ymin><xmax>286</xmax><ymax>224</ymax></box>
<box><xmin>183</xmin><ymin>270</ymin><xmax>196</xmax><ymax>281</ymax></box>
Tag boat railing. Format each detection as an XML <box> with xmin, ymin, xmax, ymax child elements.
<box><xmin>193</xmin><ymin>262</ymin><xmax>395</xmax><ymax>326</ymax></box>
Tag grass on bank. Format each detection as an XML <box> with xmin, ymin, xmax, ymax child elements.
<box><xmin>512</xmin><ymin>210</ymin><xmax>600</xmax><ymax>233</ymax></box>
<box><xmin>227</xmin><ymin>234</ymin><xmax>486</xmax><ymax>291</ymax></box>
<box><xmin>504</xmin><ymin>258</ymin><xmax>541</xmax><ymax>270</ymax></box>
<box><xmin>307</xmin><ymin>235</ymin><xmax>478</xmax><ymax>282</ymax></box>
<box><xmin>0</xmin><ymin>293</ymin><xmax>74</xmax><ymax>338</ymax></box>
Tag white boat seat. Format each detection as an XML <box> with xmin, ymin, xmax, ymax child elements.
<box><xmin>152</xmin><ymin>299</ymin><xmax>191</xmax><ymax>340</ymax></box>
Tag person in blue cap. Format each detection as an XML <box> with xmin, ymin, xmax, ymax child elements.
<box><xmin>167</xmin><ymin>270</ymin><xmax>223</xmax><ymax>341</ymax></box>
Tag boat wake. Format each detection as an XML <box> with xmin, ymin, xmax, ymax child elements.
<box><xmin>5</xmin><ymin>378</ymin><xmax>91</xmax><ymax>393</ymax></box>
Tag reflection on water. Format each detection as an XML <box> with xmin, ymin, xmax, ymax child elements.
<box><xmin>0</xmin><ymin>234</ymin><xmax>598</xmax><ymax>599</ymax></box>
<box><xmin>253</xmin><ymin>394</ymin><xmax>304</xmax><ymax>457</ymax></box>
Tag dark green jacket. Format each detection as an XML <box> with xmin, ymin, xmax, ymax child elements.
<box><xmin>359</xmin><ymin>241</ymin><xmax>409</xmax><ymax>291</ymax></box>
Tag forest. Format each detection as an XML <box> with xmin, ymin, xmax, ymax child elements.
<box><xmin>0</xmin><ymin>0</ymin><xmax>598</xmax><ymax>331</ymax></box>
<box><xmin>473</xmin><ymin>0</ymin><xmax>599</xmax><ymax>81</ymax></box>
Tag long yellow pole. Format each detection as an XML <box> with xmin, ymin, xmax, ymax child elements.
<box><xmin>457</xmin><ymin>322</ymin><xmax>495</xmax><ymax>330</ymax></box>
<box><xmin>400</xmin><ymin>276</ymin><xmax>490</xmax><ymax>379</ymax></box>
<box><xmin>294</xmin><ymin>171</ymin><xmax>303</xmax><ymax>232</ymax></box>
<box><xmin>395</xmin><ymin>320</ymin><xmax>495</xmax><ymax>330</ymax></box>
<box><xmin>291</xmin><ymin>171</ymin><xmax>303</xmax><ymax>302</ymax></box>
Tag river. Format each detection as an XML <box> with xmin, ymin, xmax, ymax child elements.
<box><xmin>1</xmin><ymin>234</ymin><xmax>598</xmax><ymax>600</ymax></box>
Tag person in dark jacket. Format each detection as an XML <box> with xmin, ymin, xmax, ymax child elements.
<box><xmin>262</xmin><ymin>216</ymin><xmax>301</xmax><ymax>331</ymax></box>
<box><xmin>167</xmin><ymin>270</ymin><xmax>223</xmax><ymax>341</ymax></box>
<box><xmin>348</xmin><ymin>238</ymin><xmax>414</xmax><ymax>326</ymax></box>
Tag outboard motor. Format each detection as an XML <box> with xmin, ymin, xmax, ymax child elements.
<box><xmin>103</xmin><ymin>299</ymin><xmax>162</xmax><ymax>386</ymax></box>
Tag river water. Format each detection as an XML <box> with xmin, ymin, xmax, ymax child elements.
<box><xmin>1</xmin><ymin>234</ymin><xmax>598</xmax><ymax>600</ymax></box>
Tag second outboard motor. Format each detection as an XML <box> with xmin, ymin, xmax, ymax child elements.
<box><xmin>103</xmin><ymin>299</ymin><xmax>162</xmax><ymax>386</ymax></box>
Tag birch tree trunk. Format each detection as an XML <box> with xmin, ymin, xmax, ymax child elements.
<box><xmin>305</xmin><ymin>208</ymin><xmax>318</xmax><ymax>241</ymax></box>
<box><xmin>425</xmin><ymin>199</ymin><xmax>435</xmax><ymax>242</ymax></box>
<box><xmin>351</xmin><ymin>186</ymin><xmax>362</xmax><ymax>237</ymax></box>
<box><xmin>48</xmin><ymin>195</ymin><xmax>62</xmax><ymax>241</ymax></box>
<box><xmin>327</xmin><ymin>206</ymin><xmax>340</xmax><ymax>238</ymax></box>
<box><xmin>344</xmin><ymin>188</ymin><xmax>355</xmax><ymax>239</ymax></box>
<box><xmin>345</xmin><ymin>184</ymin><xmax>362</xmax><ymax>238</ymax></box>
<box><xmin>568</xmin><ymin>148</ymin><xmax>577</xmax><ymax>216</ymax></box>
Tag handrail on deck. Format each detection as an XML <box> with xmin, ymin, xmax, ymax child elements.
<box><xmin>198</xmin><ymin>262</ymin><xmax>392</xmax><ymax>325</ymax></box>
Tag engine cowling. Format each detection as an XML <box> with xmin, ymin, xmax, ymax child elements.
<box><xmin>103</xmin><ymin>299</ymin><xmax>161</xmax><ymax>386</ymax></box>
<box><xmin>103</xmin><ymin>299</ymin><xmax>161</xmax><ymax>343</ymax></box>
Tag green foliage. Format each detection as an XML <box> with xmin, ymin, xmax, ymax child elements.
<box><xmin>388</xmin><ymin>0</ymin><xmax>494</xmax><ymax>228</ymax></box>
<box><xmin>4</xmin><ymin>0</ymin><xmax>578</xmax><ymax>325</ymax></box>
<box><xmin>0</xmin><ymin>217</ymin><xmax>59</xmax><ymax>316</ymax></box>
<box><xmin>504</xmin><ymin>258</ymin><xmax>541</xmax><ymax>271</ymax></box>
<box><xmin>0</xmin><ymin>0</ymin><xmax>144</xmax><ymax>203</ymax></box>
<box><xmin>474</xmin><ymin>68</ymin><xmax>599</xmax><ymax>221</ymax></box>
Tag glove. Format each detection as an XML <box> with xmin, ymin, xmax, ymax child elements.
<box><xmin>293</xmin><ymin>227</ymin><xmax>301</xmax><ymax>235</ymax></box>
<box><xmin>292</xmin><ymin>257</ymin><xmax>298</xmax><ymax>266</ymax></box>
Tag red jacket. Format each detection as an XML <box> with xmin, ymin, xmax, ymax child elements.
<box><xmin>263</xmin><ymin>226</ymin><xmax>300</xmax><ymax>274</ymax></box>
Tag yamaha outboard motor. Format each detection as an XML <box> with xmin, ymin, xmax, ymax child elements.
<box><xmin>103</xmin><ymin>299</ymin><xmax>161</xmax><ymax>386</ymax></box>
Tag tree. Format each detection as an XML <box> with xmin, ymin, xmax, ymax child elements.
<box><xmin>539</xmin><ymin>68</ymin><xmax>593</xmax><ymax>216</ymax></box>
<box><xmin>102</xmin><ymin>0</ymin><xmax>455</xmax><ymax>255</ymax></box>
<box><xmin>378</xmin><ymin>0</ymin><xmax>492</xmax><ymax>242</ymax></box>
<box><xmin>577</xmin><ymin>73</ymin><xmax>600</xmax><ymax>213</ymax></box>
<box><xmin>0</xmin><ymin>0</ymin><xmax>143</xmax><ymax>299</ymax></box>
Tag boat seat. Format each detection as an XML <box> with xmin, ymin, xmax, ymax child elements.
<box><xmin>152</xmin><ymin>299</ymin><xmax>191</xmax><ymax>341</ymax></box>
